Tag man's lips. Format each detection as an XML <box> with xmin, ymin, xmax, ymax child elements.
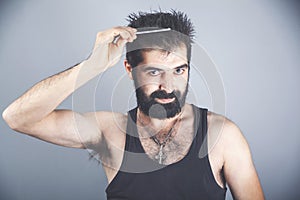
<box><xmin>154</xmin><ymin>97</ymin><xmax>175</xmax><ymax>104</ymax></box>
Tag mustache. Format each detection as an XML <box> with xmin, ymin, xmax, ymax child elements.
<box><xmin>150</xmin><ymin>90</ymin><xmax>178</xmax><ymax>99</ymax></box>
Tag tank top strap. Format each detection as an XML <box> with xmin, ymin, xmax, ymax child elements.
<box><xmin>190</xmin><ymin>105</ymin><xmax>209</xmax><ymax>159</ymax></box>
<box><xmin>121</xmin><ymin>107</ymin><xmax>163</xmax><ymax>173</ymax></box>
<box><xmin>125</xmin><ymin>107</ymin><xmax>144</xmax><ymax>153</ymax></box>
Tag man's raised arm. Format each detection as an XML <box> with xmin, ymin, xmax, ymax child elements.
<box><xmin>2</xmin><ymin>27</ymin><xmax>136</xmax><ymax>148</ymax></box>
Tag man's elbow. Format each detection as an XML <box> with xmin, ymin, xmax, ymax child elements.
<box><xmin>2</xmin><ymin>107</ymin><xmax>23</xmax><ymax>131</ymax></box>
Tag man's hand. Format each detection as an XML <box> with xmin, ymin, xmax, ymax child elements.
<box><xmin>85</xmin><ymin>26</ymin><xmax>137</xmax><ymax>71</ymax></box>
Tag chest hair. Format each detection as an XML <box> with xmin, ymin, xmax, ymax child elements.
<box><xmin>140</xmin><ymin>126</ymin><xmax>194</xmax><ymax>165</ymax></box>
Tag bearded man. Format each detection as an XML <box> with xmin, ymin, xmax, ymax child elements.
<box><xmin>2</xmin><ymin>10</ymin><xmax>264</xmax><ymax>200</ymax></box>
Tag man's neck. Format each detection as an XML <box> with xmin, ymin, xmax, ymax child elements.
<box><xmin>137</xmin><ymin>105</ymin><xmax>185</xmax><ymax>138</ymax></box>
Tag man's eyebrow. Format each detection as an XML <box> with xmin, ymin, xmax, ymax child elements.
<box><xmin>143</xmin><ymin>64</ymin><xmax>188</xmax><ymax>71</ymax></box>
<box><xmin>174</xmin><ymin>64</ymin><xmax>188</xmax><ymax>69</ymax></box>
<box><xmin>142</xmin><ymin>66</ymin><xmax>164</xmax><ymax>71</ymax></box>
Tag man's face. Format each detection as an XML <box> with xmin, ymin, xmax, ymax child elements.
<box><xmin>132</xmin><ymin>46</ymin><xmax>189</xmax><ymax>119</ymax></box>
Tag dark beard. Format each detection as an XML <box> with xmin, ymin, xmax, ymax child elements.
<box><xmin>135</xmin><ymin>85</ymin><xmax>188</xmax><ymax>119</ymax></box>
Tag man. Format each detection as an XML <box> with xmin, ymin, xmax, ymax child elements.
<box><xmin>2</xmin><ymin>10</ymin><xmax>264</xmax><ymax>199</ymax></box>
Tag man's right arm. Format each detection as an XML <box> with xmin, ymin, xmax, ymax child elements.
<box><xmin>2</xmin><ymin>27</ymin><xmax>137</xmax><ymax>148</ymax></box>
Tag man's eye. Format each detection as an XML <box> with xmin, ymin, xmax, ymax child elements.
<box><xmin>149</xmin><ymin>70</ymin><xmax>160</xmax><ymax>76</ymax></box>
<box><xmin>174</xmin><ymin>68</ymin><xmax>185</xmax><ymax>75</ymax></box>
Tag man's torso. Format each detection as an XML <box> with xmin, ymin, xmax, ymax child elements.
<box><xmin>93</xmin><ymin>104</ymin><xmax>226</xmax><ymax>189</ymax></box>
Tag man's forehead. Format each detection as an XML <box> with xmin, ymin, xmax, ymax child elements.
<box><xmin>140</xmin><ymin>47</ymin><xmax>188</xmax><ymax>66</ymax></box>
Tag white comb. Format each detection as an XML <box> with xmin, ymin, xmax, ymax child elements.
<box><xmin>112</xmin><ymin>28</ymin><xmax>171</xmax><ymax>44</ymax></box>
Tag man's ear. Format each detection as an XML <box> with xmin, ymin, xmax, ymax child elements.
<box><xmin>124</xmin><ymin>60</ymin><xmax>133</xmax><ymax>80</ymax></box>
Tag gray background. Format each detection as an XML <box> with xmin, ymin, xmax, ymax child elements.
<box><xmin>1</xmin><ymin>0</ymin><xmax>299</xmax><ymax>199</ymax></box>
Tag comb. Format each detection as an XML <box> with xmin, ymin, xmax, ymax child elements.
<box><xmin>112</xmin><ymin>28</ymin><xmax>171</xmax><ymax>44</ymax></box>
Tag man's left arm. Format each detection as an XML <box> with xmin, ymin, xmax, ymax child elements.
<box><xmin>222</xmin><ymin>119</ymin><xmax>265</xmax><ymax>200</ymax></box>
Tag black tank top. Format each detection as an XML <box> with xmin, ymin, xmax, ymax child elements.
<box><xmin>106</xmin><ymin>105</ymin><xmax>227</xmax><ymax>200</ymax></box>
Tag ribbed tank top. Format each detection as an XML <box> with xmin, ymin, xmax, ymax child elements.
<box><xmin>106</xmin><ymin>105</ymin><xmax>227</xmax><ymax>200</ymax></box>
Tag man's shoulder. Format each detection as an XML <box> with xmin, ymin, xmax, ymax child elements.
<box><xmin>207</xmin><ymin>111</ymin><xmax>241</xmax><ymax>135</ymax></box>
<box><xmin>91</xmin><ymin>110</ymin><xmax>128</xmax><ymax>120</ymax></box>
<box><xmin>83</xmin><ymin>111</ymin><xmax>128</xmax><ymax>135</ymax></box>
<box><xmin>206</xmin><ymin>111</ymin><xmax>246</xmax><ymax>152</ymax></box>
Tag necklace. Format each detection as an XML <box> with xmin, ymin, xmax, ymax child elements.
<box><xmin>151</xmin><ymin>126</ymin><xmax>174</xmax><ymax>164</ymax></box>
<box><xmin>137</xmin><ymin>110</ymin><xmax>181</xmax><ymax>164</ymax></box>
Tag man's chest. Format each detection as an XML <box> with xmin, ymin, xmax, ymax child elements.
<box><xmin>139</xmin><ymin>126</ymin><xmax>194</xmax><ymax>165</ymax></box>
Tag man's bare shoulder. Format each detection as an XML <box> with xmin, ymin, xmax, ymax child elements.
<box><xmin>84</xmin><ymin>111</ymin><xmax>127</xmax><ymax>141</ymax></box>
<box><xmin>83</xmin><ymin>111</ymin><xmax>128</xmax><ymax>135</ymax></box>
<box><xmin>207</xmin><ymin>111</ymin><xmax>250</xmax><ymax>159</ymax></box>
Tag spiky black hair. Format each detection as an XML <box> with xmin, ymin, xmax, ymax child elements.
<box><xmin>126</xmin><ymin>10</ymin><xmax>195</xmax><ymax>67</ymax></box>
<box><xmin>127</xmin><ymin>10</ymin><xmax>195</xmax><ymax>42</ymax></box>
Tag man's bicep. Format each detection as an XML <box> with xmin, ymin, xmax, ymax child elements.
<box><xmin>223</xmin><ymin>121</ymin><xmax>264</xmax><ymax>199</ymax></box>
<box><xmin>18</xmin><ymin>109</ymin><xmax>102</xmax><ymax>148</ymax></box>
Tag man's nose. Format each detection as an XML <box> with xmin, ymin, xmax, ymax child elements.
<box><xmin>159</xmin><ymin>73</ymin><xmax>174</xmax><ymax>93</ymax></box>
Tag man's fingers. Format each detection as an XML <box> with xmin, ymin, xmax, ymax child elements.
<box><xmin>93</xmin><ymin>27</ymin><xmax>136</xmax><ymax>51</ymax></box>
<box><xmin>114</xmin><ymin>28</ymin><xmax>136</xmax><ymax>44</ymax></box>
<box><xmin>124</xmin><ymin>27</ymin><xmax>137</xmax><ymax>41</ymax></box>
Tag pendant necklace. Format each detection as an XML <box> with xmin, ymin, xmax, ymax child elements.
<box><xmin>137</xmin><ymin>110</ymin><xmax>181</xmax><ymax>165</ymax></box>
<box><xmin>151</xmin><ymin>126</ymin><xmax>175</xmax><ymax>164</ymax></box>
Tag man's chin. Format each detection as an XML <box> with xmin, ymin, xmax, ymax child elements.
<box><xmin>142</xmin><ymin>102</ymin><xmax>181</xmax><ymax>119</ymax></box>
